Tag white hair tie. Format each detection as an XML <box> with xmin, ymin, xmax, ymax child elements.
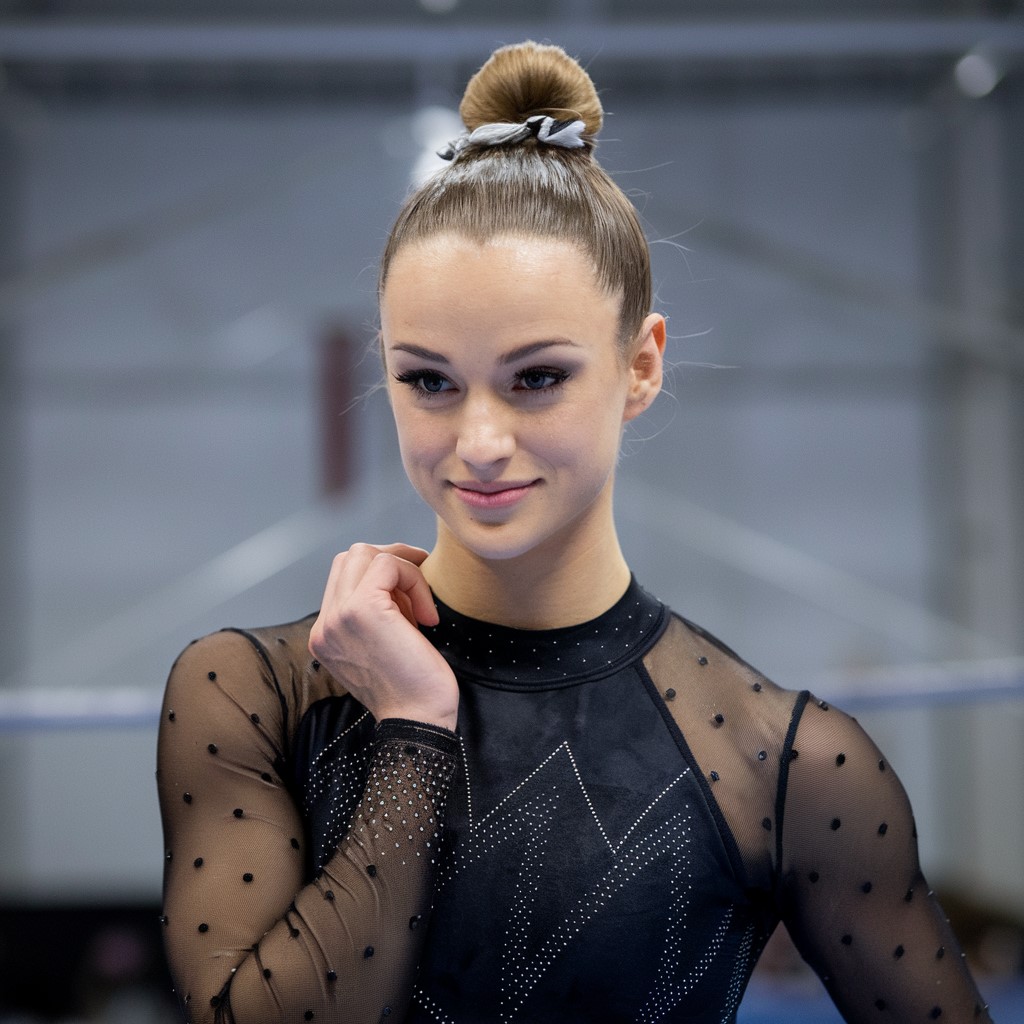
<box><xmin>438</xmin><ymin>115</ymin><xmax>587</xmax><ymax>161</ymax></box>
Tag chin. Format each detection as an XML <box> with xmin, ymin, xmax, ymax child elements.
<box><xmin>452</xmin><ymin>528</ymin><xmax>546</xmax><ymax>564</ymax></box>
<box><xmin>428</xmin><ymin>506</ymin><xmax>552</xmax><ymax>562</ymax></box>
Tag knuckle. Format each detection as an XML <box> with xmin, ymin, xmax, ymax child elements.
<box><xmin>308</xmin><ymin>616</ymin><xmax>328</xmax><ymax>648</ymax></box>
<box><xmin>336</xmin><ymin>603</ymin><xmax>360</xmax><ymax>630</ymax></box>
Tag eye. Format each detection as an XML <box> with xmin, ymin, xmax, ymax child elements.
<box><xmin>514</xmin><ymin>367</ymin><xmax>570</xmax><ymax>391</ymax></box>
<box><xmin>393</xmin><ymin>369</ymin><xmax>454</xmax><ymax>396</ymax></box>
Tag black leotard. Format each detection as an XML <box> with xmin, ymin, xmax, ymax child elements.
<box><xmin>157</xmin><ymin>577</ymin><xmax>992</xmax><ymax>1022</ymax></box>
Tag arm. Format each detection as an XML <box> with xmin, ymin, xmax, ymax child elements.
<box><xmin>777</xmin><ymin>696</ymin><xmax>992</xmax><ymax>1022</ymax></box>
<box><xmin>157</xmin><ymin>630</ymin><xmax>458</xmax><ymax>1024</ymax></box>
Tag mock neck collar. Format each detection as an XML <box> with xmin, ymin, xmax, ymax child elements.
<box><xmin>421</xmin><ymin>575</ymin><xmax>666</xmax><ymax>690</ymax></box>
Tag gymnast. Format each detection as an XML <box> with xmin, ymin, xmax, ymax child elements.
<box><xmin>157</xmin><ymin>40</ymin><xmax>993</xmax><ymax>1023</ymax></box>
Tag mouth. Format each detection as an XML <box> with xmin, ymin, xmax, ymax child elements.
<box><xmin>450</xmin><ymin>480</ymin><xmax>539</xmax><ymax>509</ymax></box>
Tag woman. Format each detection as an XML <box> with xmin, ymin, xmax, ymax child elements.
<box><xmin>157</xmin><ymin>41</ymin><xmax>992</xmax><ymax>1023</ymax></box>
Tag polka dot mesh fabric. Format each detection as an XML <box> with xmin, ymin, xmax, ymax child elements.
<box><xmin>779</xmin><ymin>698</ymin><xmax>988</xmax><ymax>1021</ymax></box>
<box><xmin>646</xmin><ymin>613</ymin><xmax>991</xmax><ymax>1022</ymax></box>
<box><xmin>157</xmin><ymin>580</ymin><xmax>991</xmax><ymax>1022</ymax></box>
<box><xmin>157</xmin><ymin>626</ymin><xmax>458</xmax><ymax>1023</ymax></box>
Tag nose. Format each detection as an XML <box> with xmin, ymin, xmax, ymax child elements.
<box><xmin>454</xmin><ymin>396</ymin><xmax>515</xmax><ymax>471</ymax></box>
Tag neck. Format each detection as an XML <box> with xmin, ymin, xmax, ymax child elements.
<box><xmin>421</xmin><ymin>489</ymin><xmax>631</xmax><ymax>629</ymax></box>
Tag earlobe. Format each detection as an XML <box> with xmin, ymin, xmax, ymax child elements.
<box><xmin>623</xmin><ymin>314</ymin><xmax>666</xmax><ymax>422</ymax></box>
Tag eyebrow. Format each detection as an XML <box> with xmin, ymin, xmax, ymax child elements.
<box><xmin>388</xmin><ymin>339</ymin><xmax>582</xmax><ymax>366</ymax></box>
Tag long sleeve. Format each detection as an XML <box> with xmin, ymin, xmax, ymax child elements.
<box><xmin>156</xmin><ymin>629</ymin><xmax>459</xmax><ymax>1024</ymax></box>
<box><xmin>777</xmin><ymin>696</ymin><xmax>992</xmax><ymax>1022</ymax></box>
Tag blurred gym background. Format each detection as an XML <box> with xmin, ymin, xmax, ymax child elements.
<box><xmin>0</xmin><ymin>1</ymin><xmax>1022</xmax><ymax>1020</ymax></box>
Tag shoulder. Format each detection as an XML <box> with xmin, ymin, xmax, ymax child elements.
<box><xmin>641</xmin><ymin>607</ymin><xmax>808</xmax><ymax>887</ymax></box>
<box><xmin>783</xmin><ymin>693</ymin><xmax>914</xmax><ymax>832</ymax></box>
<box><xmin>645</xmin><ymin>608</ymin><xmax>804</xmax><ymax>743</ymax></box>
<box><xmin>169</xmin><ymin>613</ymin><xmax>317</xmax><ymax>684</ymax></box>
<box><xmin>163</xmin><ymin>612</ymin><xmax>339</xmax><ymax>738</ymax></box>
<box><xmin>649</xmin><ymin>607</ymin><xmax>894</xmax><ymax>785</ymax></box>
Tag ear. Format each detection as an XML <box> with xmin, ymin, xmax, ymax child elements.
<box><xmin>622</xmin><ymin>313</ymin><xmax>666</xmax><ymax>422</ymax></box>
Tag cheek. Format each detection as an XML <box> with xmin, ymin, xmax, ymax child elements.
<box><xmin>393</xmin><ymin>410</ymin><xmax>447</xmax><ymax>476</ymax></box>
<box><xmin>531</xmin><ymin>411</ymin><xmax>622</xmax><ymax>486</ymax></box>
<box><xmin>555</xmin><ymin>387</ymin><xmax>628</xmax><ymax>458</ymax></box>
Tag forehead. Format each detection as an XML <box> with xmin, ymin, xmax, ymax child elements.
<box><xmin>380</xmin><ymin>234</ymin><xmax>621</xmax><ymax>347</ymax></box>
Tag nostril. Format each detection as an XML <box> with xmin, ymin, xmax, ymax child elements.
<box><xmin>455</xmin><ymin>426</ymin><xmax>515</xmax><ymax>468</ymax></box>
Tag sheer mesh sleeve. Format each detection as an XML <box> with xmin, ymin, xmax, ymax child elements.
<box><xmin>778</xmin><ymin>696</ymin><xmax>993</xmax><ymax>1022</ymax></box>
<box><xmin>157</xmin><ymin>630</ymin><xmax>459</xmax><ymax>1024</ymax></box>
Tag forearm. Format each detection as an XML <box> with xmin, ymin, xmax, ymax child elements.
<box><xmin>168</xmin><ymin>720</ymin><xmax>458</xmax><ymax>1024</ymax></box>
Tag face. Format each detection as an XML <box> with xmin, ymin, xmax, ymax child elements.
<box><xmin>380</xmin><ymin>234</ymin><xmax>663</xmax><ymax>564</ymax></box>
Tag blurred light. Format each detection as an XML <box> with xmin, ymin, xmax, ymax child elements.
<box><xmin>410</xmin><ymin>105</ymin><xmax>463</xmax><ymax>187</ymax></box>
<box><xmin>954</xmin><ymin>50</ymin><xmax>1003</xmax><ymax>98</ymax></box>
<box><xmin>418</xmin><ymin>0</ymin><xmax>460</xmax><ymax>11</ymax></box>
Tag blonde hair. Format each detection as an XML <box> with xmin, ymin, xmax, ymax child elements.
<box><xmin>379</xmin><ymin>41</ymin><xmax>652</xmax><ymax>347</ymax></box>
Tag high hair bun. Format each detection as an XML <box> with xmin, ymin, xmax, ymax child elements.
<box><xmin>459</xmin><ymin>41</ymin><xmax>603</xmax><ymax>140</ymax></box>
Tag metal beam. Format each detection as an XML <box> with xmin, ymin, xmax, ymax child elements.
<box><xmin>4</xmin><ymin>661</ymin><xmax>1023</xmax><ymax>731</ymax></box>
<box><xmin>0</xmin><ymin>17</ymin><xmax>1022</xmax><ymax>65</ymax></box>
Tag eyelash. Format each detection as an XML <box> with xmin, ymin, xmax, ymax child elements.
<box><xmin>514</xmin><ymin>367</ymin><xmax>570</xmax><ymax>391</ymax></box>
<box><xmin>392</xmin><ymin>367</ymin><xmax>570</xmax><ymax>399</ymax></box>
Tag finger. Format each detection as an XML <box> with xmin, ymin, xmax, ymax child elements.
<box><xmin>320</xmin><ymin>543</ymin><xmax>380</xmax><ymax>599</ymax></box>
<box><xmin>392</xmin><ymin>587</ymin><xmax>417</xmax><ymax>628</ymax></box>
<box><xmin>374</xmin><ymin>544</ymin><xmax>435</xmax><ymax>626</ymax></box>
<box><xmin>376</xmin><ymin>542</ymin><xmax>430</xmax><ymax>566</ymax></box>
<box><xmin>366</xmin><ymin>552</ymin><xmax>439</xmax><ymax>628</ymax></box>
<box><xmin>335</xmin><ymin>545</ymin><xmax>433</xmax><ymax>621</ymax></box>
<box><xmin>318</xmin><ymin>542</ymin><xmax>407</xmax><ymax>610</ymax></box>
<box><xmin>322</xmin><ymin>542</ymin><xmax>429</xmax><ymax>599</ymax></box>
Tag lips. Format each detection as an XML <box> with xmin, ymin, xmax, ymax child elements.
<box><xmin>450</xmin><ymin>480</ymin><xmax>539</xmax><ymax>509</ymax></box>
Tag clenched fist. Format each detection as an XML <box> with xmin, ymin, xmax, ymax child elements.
<box><xmin>308</xmin><ymin>543</ymin><xmax>459</xmax><ymax>732</ymax></box>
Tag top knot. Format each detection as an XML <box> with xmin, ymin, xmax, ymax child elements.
<box><xmin>459</xmin><ymin>41</ymin><xmax>603</xmax><ymax>142</ymax></box>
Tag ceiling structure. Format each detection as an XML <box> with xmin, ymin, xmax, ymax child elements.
<box><xmin>0</xmin><ymin>2</ymin><xmax>1021</xmax><ymax>97</ymax></box>
<box><xmin>0</xmin><ymin>0</ymin><xmax>1017</xmax><ymax>16</ymax></box>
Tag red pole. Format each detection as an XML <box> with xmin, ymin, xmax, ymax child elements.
<box><xmin>319</xmin><ymin>326</ymin><xmax>354</xmax><ymax>496</ymax></box>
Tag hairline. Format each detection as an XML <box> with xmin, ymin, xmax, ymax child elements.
<box><xmin>379</xmin><ymin>229</ymin><xmax>636</xmax><ymax>353</ymax></box>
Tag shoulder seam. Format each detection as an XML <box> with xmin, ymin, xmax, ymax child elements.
<box><xmin>222</xmin><ymin>626</ymin><xmax>292</xmax><ymax>759</ymax></box>
<box><xmin>636</xmin><ymin>659</ymin><xmax>750</xmax><ymax>890</ymax></box>
<box><xmin>774</xmin><ymin>689</ymin><xmax>811</xmax><ymax>872</ymax></box>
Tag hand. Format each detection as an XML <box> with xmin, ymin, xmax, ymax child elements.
<box><xmin>308</xmin><ymin>543</ymin><xmax>459</xmax><ymax>732</ymax></box>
